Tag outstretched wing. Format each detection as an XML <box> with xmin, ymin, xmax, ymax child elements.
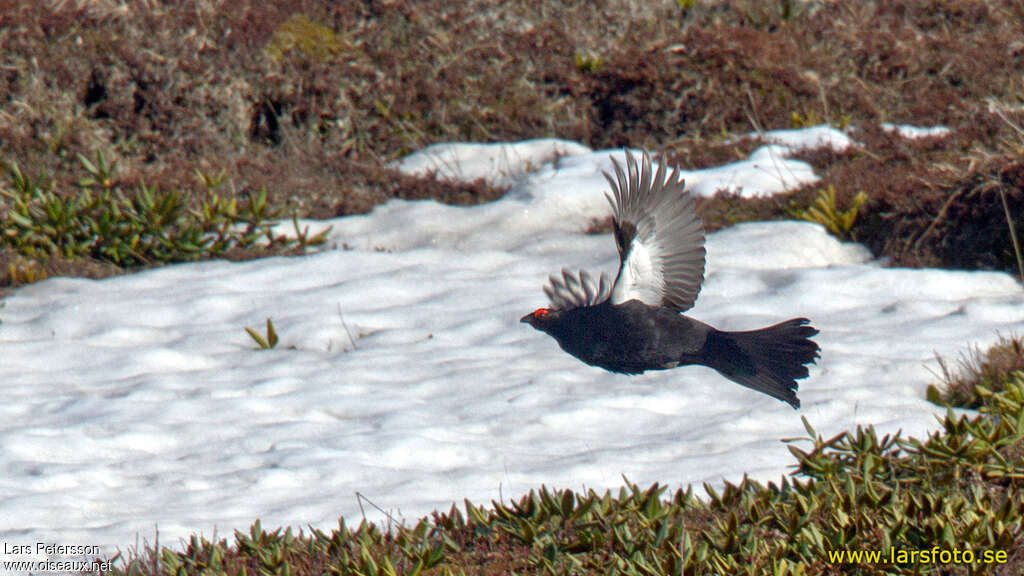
<box><xmin>604</xmin><ymin>150</ymin><xmax>706</xmax><ymax>311</ymax></box>
<box><xmin>543</xmin><ymin>268</ymin><xmax>613</xmax><ymax>310</ymax></box>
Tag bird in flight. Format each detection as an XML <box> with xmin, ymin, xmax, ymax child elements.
<box><xmin>521</xmin><ymin>150</ymin><xmax>819</xmax><ymax>409</ymax></box>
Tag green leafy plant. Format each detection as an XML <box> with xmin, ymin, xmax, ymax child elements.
<box><xmin>787</xmin><ymin>185</ymin><xmax>867</xmax><ymax>240</ymax></box>
<box><xmin>0</xmin><ymin>153</ymin><xmax>329</xmax><ymax>271</ymax></box>
<box><xmin>76</xmin><ymin>149</ymin><xmax>118</xmax><ymax>189</ymax></box>
<box><xmin>790</xmin><ymin>109</ymin><xmax>823</xmax><ymax>129</ymax></box>
<box><xmin>573</xmin><ymin>52</ymin><xmax>605</xmax><ymax>73</ymax></box>
<box><xmin>110</xmin><ymin>365</ymin><xmax>1024</xmax><ymax>576</ymax></box>
<box><xmin>5</xmin><ymin>257</ymin><xmax>48</xmax><ymax>285</ymax></box>
<box><xmin>789</xmin><ymin>110</ymin><xmax>850</xmax><ymax>131</ymax></box>
<box><xmin>245</xmin><ymin>317</ymin><xmax>279</xmax><ymax>350</ymax></box>
<box><xmin>194</xmin><ymin>168</ymin><xmax>228</xmax><ymax>191</ymax></box>
<box><xmin>265</xmin><ymin>14</ymin><xmax>348</xmax><ymax>63</ymax></box>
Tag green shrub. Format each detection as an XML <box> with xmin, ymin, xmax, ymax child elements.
<box><xmin>112</xmin><ymin>376</ymin><xmax>1024</xmax><ymax>575</ymax></box>
<box><xmin>0</xmin><ymin>151</ymin><xmax>328</xmax><ymax>270</ymax></box>
<box><xmin>787</xmin><ymin>185</ymin><xmax>867</xmax><ymax>240</ymax></box>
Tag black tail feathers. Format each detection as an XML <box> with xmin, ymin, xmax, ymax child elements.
<box><xmin>701</xmin><ymin>318</ymin><xmax>820</xmax><ymax>409</ymax></box>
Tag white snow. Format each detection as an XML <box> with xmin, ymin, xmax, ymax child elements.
<box><xmin>0</xmin><ymin>134</ymin><xmax>1021</xmax><ymax>563</ymax></box>
<box><xmin>395</xmin><ymin>139</ymin><xmax>591</xmax><ymax>188</ymax></box>
<box><xmin>692</xmin><ymin>124</ymin><xmax>854</xmax><ymax>197</ymax></box>
<box><xmin>881</xmin><ymin>123</ymin><xmax>952</xmax><ymax>140</ymax></box>
<box><xmin>682</xmin><ymin>145</ymin><xmax>822</xmax><ymax>198</ymax></box>
<box><xmin>748</xmin><ymin>124</ymin><xmax>855</xmax><ymax>153</ymax></box>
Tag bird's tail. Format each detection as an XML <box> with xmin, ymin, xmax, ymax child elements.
<box><xmin>700</xmin><ymin>318</ymin><xmax>820</xmax><ymax>409</ymax></box>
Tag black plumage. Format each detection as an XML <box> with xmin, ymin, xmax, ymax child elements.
<box><xmin>521</xmin><ymin>150</ymin><xmax>820</xmax><ymax>409</ymax></box>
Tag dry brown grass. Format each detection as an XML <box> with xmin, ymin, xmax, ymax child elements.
<box><xmin>1</xmin><ymin>0</ymin><xmax>1023</xmax><ymax>284</ymax></box>
<box><xmin>929</xmin><ymin>333</ymin><xmax>1024</xmax><ymax>408</ymax></box>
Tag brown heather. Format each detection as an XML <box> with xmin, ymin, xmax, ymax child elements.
<box><xmin>1</xmin><ymin>0</ymin><xmax>1023</xmax><ymax>285</ymax></box>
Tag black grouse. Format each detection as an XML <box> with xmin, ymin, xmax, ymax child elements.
<box><xmin>521</xmin><ymin>150</ymin><xmax>820</xmax><ymax>409</ymax></box>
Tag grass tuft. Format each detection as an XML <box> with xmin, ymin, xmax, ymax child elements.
<box><xmin>245</xmin><ymin>317</ymin><xmax>280</xmax><ymax>350</ymax></box>
<box><xmin>928</xmin><ymin>333</ymin><xmax>1024</xmax><ymax>410</ymax></box>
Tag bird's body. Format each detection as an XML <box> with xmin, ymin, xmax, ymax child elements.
<box><xmin>522</xmin><ymin>150</ymin><xmax>820</xmax><ymax>409</ymax></box>
<box><xmin>535</xmin><ymin>299</ymin><xmax>708</xmax><ymax>374</ymax></box>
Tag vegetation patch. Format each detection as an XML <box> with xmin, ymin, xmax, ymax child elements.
<box><xmin>0</xmin><ymin>152</ymin><xmax>329</xmax><ymax>294</ymax></box>
<box><xmin>110</xmin><ymin>366</ymin><xmax>1024</xmax><ymax>575</ymax></box>
<box><xmin>3</xmin><ymin>0</ymin><xmax>1024</xmax><ymax>289</ymax></box>
<box><xmin>928</xmin><ymin>333</ymin><xmax>1024</xmax><ymax>410</ymax></box>
<box><xmin>785</xmin><ymin>185</ymin><xmax>867</xmax><ymax>241</ymax></box>
<box><xmin>245</xmin><ymin>317</ymin><xmax>280</xmax><ymax>350</ymax></box>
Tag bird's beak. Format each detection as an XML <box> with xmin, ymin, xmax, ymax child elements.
<box><xmin>520</xmin><ymin>313</ymin><xmax>532</xmax><ymax>323</ymax></box>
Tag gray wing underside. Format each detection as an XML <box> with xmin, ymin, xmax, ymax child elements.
<box><xmin>543</xmin><ymin>268</ymin><xmax>613</xmax><ymax>310</ymax></box>
<box><xmin>603</xmin><ymin>150</ymin><xmax>706</xmax><ymax>311</ymax></box>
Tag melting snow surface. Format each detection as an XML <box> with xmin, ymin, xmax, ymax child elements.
<box><xmin>394</xmin><ymin>139</ymin><xmax>591</xmax><ymax>188</ymax></box>
<box><xmin>0</xmin><ymin>132</ymin><xmax>1021</xmax><ymax>561</ymax></box>
<box><xmin>881</xmin><ymin>123</ymin><xmax>952</xmax><ymax>140</ymax></box>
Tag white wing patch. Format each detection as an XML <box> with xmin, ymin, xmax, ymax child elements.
<box><xmin>615</xmin><ymin>240</ymin><xmax>663</xmax><ymax>306</ymax></box>
<box><xmin>543</xmin><ymin>269</ymin><xmax>613</xmax><ymax>310</ymax></box>
<box><xmin>604</xmin><ymin>150</ymin><xmax>706</xmax><ymax>311</ymax></box>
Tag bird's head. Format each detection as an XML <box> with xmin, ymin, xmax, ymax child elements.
<box><xmin>520</xmin><ymin>307</ymin><xmax>559</xmax><ymax>331</ymax></box>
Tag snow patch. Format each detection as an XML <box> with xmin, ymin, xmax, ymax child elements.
<box><xmin>881</xmin><ymin>123</ymin><xmax>951</xmax><ymax>140</ymax></box>
<box><xmin>1</xmin><ymin>131</ymin><xmax>1021</xmax><ymax>554</ymax></box>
